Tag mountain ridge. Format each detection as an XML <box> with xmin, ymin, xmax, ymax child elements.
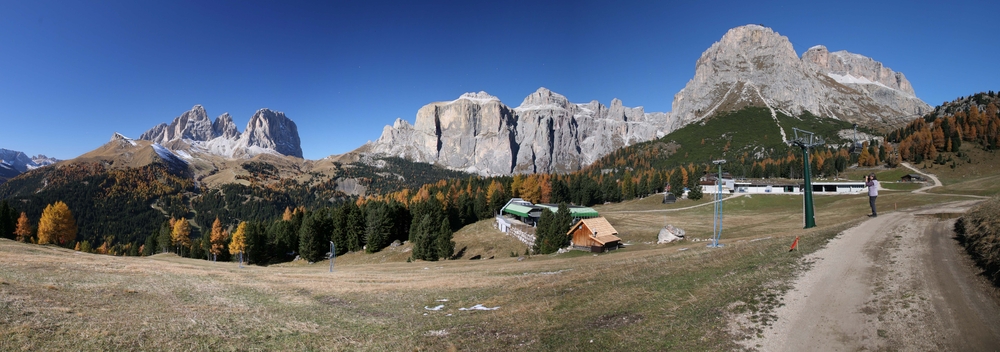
<box><xmin>139</xmin><ymin>105</ymin><xmax>303</xmax><ymax>159</ymax></box>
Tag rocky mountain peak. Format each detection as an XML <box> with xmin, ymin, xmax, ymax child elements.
<box><xmin>802</xmin><ymin>45</ymin><xmax>916</xmax><ymax>96</ymax></box>
<box><xmin>212</xmin><ymin>113</ymin><xmax>240</xmax><ymax>140</ymax></box>
<box><xmin>138</xmin><ymin>106</ymin><xmax>303</xmax><ymax>159</ymax></box>
<box><xmin>456</xmin><ymin>91</ymin><xmax>500</xmax><ymax>103</ymax></box>
<box><xmin>517</xmin><ymin>87</ymin><xmax>570</xmax><ymax>110</ymax></box>
<box><xmin>238</xmin><ymin>108</ymin><xmax>303</xmax><ymax>158</ymax></box>
<box><xmin>139</xmin><ymin>105</ymin><xmax>214</xmax><ymax>144</ymax></box>
<box><xmin>670</xmin><ymin>24</ymin><xmax>930</xmax><ymax>129</ymax></box>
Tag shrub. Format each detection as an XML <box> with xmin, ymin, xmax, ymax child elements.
<box><xmin>955</xmin><ymin>196</ymin><xmax>1000</xmax><ymax>285</ymax></box>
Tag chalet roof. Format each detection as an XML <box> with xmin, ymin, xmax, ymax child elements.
<box><xmin>503</xmin><ymin>204</ymin><xmax>535</xmax><ymax>218</ymax></box>
<box><xmin>568</xmin><ymin>217</ymin><xmax>622</xmax><ymax>245</ymax></box>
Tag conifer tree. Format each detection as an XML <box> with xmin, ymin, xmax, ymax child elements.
<box><xmin>0</xmin><ymin>200</ymin><xmax>17</xmax><ymax>240</ymax></box>
<box><xmin>14</xmin><ymin>212</ymin><xmax>32</xmax><ymax>243</ymax></box>
<box><xmin>142</xmin><ymin>229</ymin><xmax>157</xmax><ymax>256</ymax></box>
<box><xmin>157</xmin><ymin>221</ymin><xmax>172</xmax><ymax>253</ymax></box>
<box><xmin>411</xmin><ymin>214</ymin><xmax>436</xmax><ymax>261</ymax></box>
<box><xmin>435</xmin><ymin>216</ymin><xmax>454</xmax><ymax>260</ymax></box>
<box><xmin>533</xmin><ymin>209</ymin><xmax>559</xmax><ymax>254</ymax></box>
<box><xmin>298</xmin><ymin>214</ymin><xmax>325</xmax><ymax>263</ymax></box>
<box><xmin>171</xmin><ymin>218</ymin><xmax>192</xmax><ymax>256</ymax></box>
<box><xmin>209</xmin><ymin>217</ymin><xmax>228</xmax><ymax>262</ymax></box>
<box><xmin>229</xmin><ymin>222</ymin><xmax>247</xmax><ymax>265</ymax></box>
<box><xmin>364</xmin><ymin>201</ymin><xmax>393</xmax><ymax>253</ymax></box>
<box><xmin>37</xmin><ymin>201</ymin><xmax>77</xmax><ymax>246</ymax></box>
<box><xmin>244</xmin><ymin>222</ymin><xmax>269</xmax><ymax>265</ymax></box>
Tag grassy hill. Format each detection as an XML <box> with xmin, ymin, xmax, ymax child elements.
<box><xmin>1</xmin><ymin>167</ymin><xmax>985</xmax><ymax>350</ymax></box>
<box><xmin>589</xmin><ymin>107</ymin><xmax>865</xmax><ymax>172</ymax></box>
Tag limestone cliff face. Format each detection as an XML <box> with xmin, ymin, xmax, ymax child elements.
<box><xmin>367</xmin><ymin>89</ymin><xmax>673</xmax><ymax>175</ymax></box>
<box><xmin>670</xmin><ymin>25</ymin><xmax>931</xmax><ymax>130</ymax></box>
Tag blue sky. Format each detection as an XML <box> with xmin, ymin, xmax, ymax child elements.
<box><xmin>1</xmin><ymin>0</ymin><xmax>997</xmax><ymax>160</ymax></box>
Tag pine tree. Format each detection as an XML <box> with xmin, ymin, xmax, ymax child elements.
<box><xmin>411</xmin><ymin>214</ymin><xmax>435</xmax><ymax>261</ymax></box>
<box><xmin>435</xmin><ymin>216</ymin><xmax>454</xmax><ymax>260</ymax></box>
<box><xmin>244</xmin><ymin>222</ymin><xmax>269</xmax><ymax>265</ymax></box>
<box><xmin>14</xmin><ymin>212</ymin><xmax>32</xmax><ymax>243</ymax></box>
<box><xmin>553</xmin><ymin>203</ymin><xmax>572</xmax><ymax>248</ymax></box>
<box><xmin>142</xmin><ymin>229</ymin><xmax>157</xmax><ymax>256</ymax></box>
<box><xmin>364</xmin><ymin>202</ymin><xmax>393</xmax><ymax>253</ymax></box>
<box><xmin>37</xmin><ymin>201</ymin><xmax>77</xmax><ymax>246</ymax></box>
<box><xmin>688</xmin><ymin>184</ymin><xmax>704</xmax><ymax>200</ymax></box>
<box><xmin>157</xmin><ymin>221</ymin><xmax>172</xmax><ymax>253</ymax></box>
<box><xmin>229</xmin><ymin>222</ymin><xmax>247</xmax><ymax>264</ymax></box>
<box><xmin>0</xmin><ymin>200</ymin><xmax>17</xmax><ymax>240</ymax></box>
<box><xmin>533</xmin><ymin>209</ymin><xmax>559</xmax><ymax>254</ymax></box>
<box><xmin>669</xmin><ymin>170</ymin><xmax>685</xmax><ymax>197</ymax></box>
<box><xmin>298</xmin><ymin>214</ymin><xmax>325</xmax><ymax>263</ymax></box>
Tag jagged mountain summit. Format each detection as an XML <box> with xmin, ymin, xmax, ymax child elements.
<box><xmin>366</xmin><ymin>88</ymin><xmax>671</xmax><ymax>175</ymax></box>
<box><xmin>0</xmin><ymin>148</ymin><xmax>59</xmax><ymax>173</ymax></box>
<box><xmin>0</xmin><ymin>148</ymin><xmax>59</xmax><ymax>183</ymax></box>
<box><xmin>139</xmin><ymin>105</ymin><xmax>302</xmax><ymax>159</ymax></box>
<box><xmin>669</xmin><ymin>24</ymin><xmax>930</xmax><ymax>133</ymax></box>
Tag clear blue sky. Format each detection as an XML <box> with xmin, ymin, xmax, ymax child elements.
<box><xmin>2</xmin><ymin>0</ymin><xmax>997</xmax><ymax>160</ymax></box>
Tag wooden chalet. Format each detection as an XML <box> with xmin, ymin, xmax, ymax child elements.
<box><xmin>900</xmin><ymin>174</ymin><xmax>925</xmax><ymax>182</ymax></box>
<box><xmin>567</xmin><ymin>217</ymin><xmax>622</xmax><ymax>253</ymax></box>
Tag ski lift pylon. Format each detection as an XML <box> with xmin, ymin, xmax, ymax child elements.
<box><xmin>849</xmin><ymin>123</ymin><xmax>863</xmax><ymax>154</ymax></box>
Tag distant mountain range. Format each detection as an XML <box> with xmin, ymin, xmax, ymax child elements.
<box><xmin>0</xmin><ymin>148</ymin><xmax>59</xmax><ymax>183</ymax></box>
<box><xmin>3</xmin><ymin>24</ymin><xmax>934</xmax><ymax>185</ymax></box>
<box><xmin>139</xmin><ymin>104</ymin><xmax>303</xmax><ymax>159</ymax></box>
<box><xmin>363</xmin><ymin>24</ymin><xmax>931</xmax><ymax>175</ymax></box>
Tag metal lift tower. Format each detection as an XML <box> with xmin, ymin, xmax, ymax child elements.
<box><xmin>791</xmin><ymin>128</ymin><xmax>824</xmax><ymax>229</ymax></box>
<box><xmin>708</xmin><ymin>159</ymin><xmax>726</xmax><ymax>248</ymax></box>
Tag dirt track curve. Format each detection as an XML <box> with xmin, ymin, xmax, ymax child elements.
<box><xmin>741</xmin><ymin>171</ymin><xmax>1000</xmax><ymax>351</ymax></box>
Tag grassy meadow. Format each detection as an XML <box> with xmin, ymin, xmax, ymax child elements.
<box><xmin>0</xmin><ymin>163</ymin><xmax>993</xmax><ymax>351</ymax></box>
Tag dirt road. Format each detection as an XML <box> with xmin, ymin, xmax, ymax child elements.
<box><xmin>743</xmin><ymin>200</ymin><xmax>1000</xmax><ymax>351</ymax></box>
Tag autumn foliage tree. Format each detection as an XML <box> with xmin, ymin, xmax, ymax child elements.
<box><xmin>171</xmin><ymin>218</ymin><xmax>192</xmax><ymax>255</ymax></box>
<box><xmin>37</xmin><ymin>201</ymin><xmax>77</xmax><ymax>246</ymax></box>
<box><xmin>209</xmin><ymin>217</ymin><xmax>228</xmax><ymax>261</ymax></box>
<box><xmin>15</xmin><ymin>212</ymin><xmax>32</xmax><ymax>243</ymax></box>
<box><xmin>229</xmin><ymin>221</ymin><xmax>247</xmax><ymax>264</ymax></box>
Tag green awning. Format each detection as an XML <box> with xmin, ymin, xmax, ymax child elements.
<box><xmin>503</xmin><ymin>204</ymin><xmax>533</xmax><ymax>217</ymax></box>
<box><xmin>570</xmin><ymin>208</ymin><xmax>599</xmax><ymax>218</ymax></box>
<box><xmin>534</xmin><ymin>204</ymin><xmax>599</xmax><ymax>218</ymax></box>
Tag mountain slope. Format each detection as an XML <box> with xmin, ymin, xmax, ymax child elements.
<box><xmin>669</xmin><ymin>25</ymin><xmax>930</xmax><ymax>131</ymax></box>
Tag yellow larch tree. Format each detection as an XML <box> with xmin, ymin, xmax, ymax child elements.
<box><xmin>209</xmin><ymin>217</ymin><xmax>228</xmax><ymax>261</ymax></box>
<box><xmin>229</xmin><ymin>222</ymin><xmax>247</xmax><ymax>265</ymax></box>
<box><xmin>37</xmin><ymin>201</ymin><xmax>77</xmax><ymax>246</ymax></box>
<box><xmin>171</xmin><ymin>218</ymin><xmax>192</xmax><ymax>254</ymax></box>
<box><xmin>14</xmin><ymin>212</ymin><xmax>32</xmax><ymax>243</ymax></box>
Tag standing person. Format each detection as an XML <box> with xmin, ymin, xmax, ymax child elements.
<box><xmin>865</xmin><ymin>173</ymin><xmax>879</xmax><ymax>217</ymax></box>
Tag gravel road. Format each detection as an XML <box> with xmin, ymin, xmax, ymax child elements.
<box><xmin>742</xmin><ymin>200</ymin><xmax>1000</xmax><ymax>351</ymax></box>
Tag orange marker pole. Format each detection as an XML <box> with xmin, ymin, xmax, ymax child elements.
<box><xmin>789</xmin><ymin>236</ymin><xmax>799</xmax><ymax>252</ymax></box>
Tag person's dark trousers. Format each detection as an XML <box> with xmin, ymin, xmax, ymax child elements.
<box><xmin>869</xmin><ymin>196</ymin><xmax>877</xmax><ymax>217</ymax></box>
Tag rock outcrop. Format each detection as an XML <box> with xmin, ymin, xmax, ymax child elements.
<box><xmin>669</xmin><ymin>25</ymin><xmax>931</xmax><ymax>131</ymax></box>
<box><xmin>367</xmin><ymin>89</ymin><xmax>672</xmax><ymax>175</ymax></box>
<box><xmin>236</xmin><ymin>109</ymin><xmax>303</xmax><ymax>158</ymax></box>
<box><xmin>138</xmin><ymin>105</ymin><xmax>303</xmax><ymax>159</ymax></box>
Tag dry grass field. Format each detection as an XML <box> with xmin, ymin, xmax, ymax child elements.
<box><xmin>0</xmin><ymin>169</ymin><xmax>989</xmax><ymax>350</ymax></box>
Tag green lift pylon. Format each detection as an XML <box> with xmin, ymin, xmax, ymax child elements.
<box><xmin>791</xmin><ymin>128</ymin><xmax>824</xmax><ymax>229</ymax></box>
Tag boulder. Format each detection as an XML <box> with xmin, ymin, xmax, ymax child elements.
<box><xmin>657</xmin><ymin>225</ymin><xmax>686</xmax><ymax>244</ymax></box>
